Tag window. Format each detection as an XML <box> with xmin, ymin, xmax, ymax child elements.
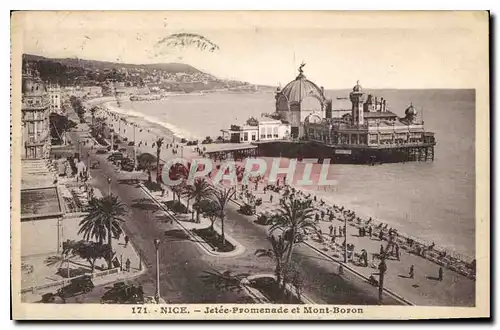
<box><xmin>266</xmin><ymin>127</ymin><xmax>272</xmax><ymax>139</ymax></box>
<box><xmin>273</xmin><ymin>127</ymin><xmax>279</xmax><ymax>138</ymax></box>
<box><xmin>243</xmin><ymin>132</ymin><xmax>248</xmax><ymax>141</ymax></box>
<box><xmin>251</xmin><ymin>133</ymin><xmax>256</xmax><ymax>141</ymax></box>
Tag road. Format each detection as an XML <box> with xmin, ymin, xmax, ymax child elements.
<box><xmin>70</xmin><ymin>129</ymin><xmax>253</xmax><ymax>304</ymax></box>
<box><xmin>67</xmin><ymin>123</ymin><xmax>400</xmax><ymax>305</ymax></box>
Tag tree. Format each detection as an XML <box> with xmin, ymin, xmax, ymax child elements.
<box><xmin>195</xmin><ymin>198</ymin><xmax>219</xmax><ymax>230</ymax></box>
<box><xmin>78</xmin><ymin>195</ymin><xmax>127</xmax><ymax>269</ymax></box>
<box><xmin>255</xmin><ymin>235</ymin><xmax>289</xmax><ymax>291</ymax></box>
<box><xmin>210</xmin><ymin>187</ymin><xmax>236</xmax><ymax>245</ymax></box>
<box><xmin>168</xmin><ymin>162</ymin><xmax>189</xmax><ymax>201</ymax></box>
<box><xmin>89</xmin><ymin>106</ymin><xmax>98</xmax><ymax>127</ymax></box>
<box><xmin>246</xmin><ymin>117</ymin><xmax>259</xmax><ymax>126</ymax></box>
<box><xmin>185</xmin><ymin>178</ymin><xmax>213</xmax><ymax>223</ymax></box>
<box><xmin>49</xmin><ymin>113</ymin><xmax>77</xmax><ymax>144</ymax></box>
<box><xmin>137</xmin><ymin>153</ymin><xmax>156</xmax><ymax>182</ymax></box>
<box><xmin>155</xmin><ymin>137</ymin><xmax>164</xmax><ymax>182</ymax></box>
<box><xmin>269</xmin><ymin>195</ymin><xmax>317</xmax><ymax>264</ymax></box>
<box><xmin>45</xmin><ymin>240</ymin><xmax>77</xmax><ymax>278</ymax></box>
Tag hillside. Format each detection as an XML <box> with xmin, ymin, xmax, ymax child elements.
<box><xmin>23</xmin><ymin>54</ymin><xmax>201</xmax><ymax>74</ymax></box>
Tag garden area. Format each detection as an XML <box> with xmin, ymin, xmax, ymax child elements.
<box><xmin>192</xmin><ymin>227</ymin><xmax>235</xmax><ymax>253</ymax></box>
<box><xmin>247</xmin><ymin>276</ymin><xmax>303</xmax><ymax>304</ymax></box>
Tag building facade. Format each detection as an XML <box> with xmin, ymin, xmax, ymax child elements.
<box><xmin>21</xmin><ymin>66</ymin><xmax>51</xmax><ymax>160</ymax></box>
<box><xmin>47</xmin><ymin>84</ymin><xmax>62</xmax><ymax>113</ymax></box>
<box><xmin>221</xmin><ymin>118</ymin><xmax>291</xmax><ymax>143</ymax></box>
<box><xmin>304</xmin><ymin>81</ymin><xmax>435</xmax><ymax>150</ymax></box>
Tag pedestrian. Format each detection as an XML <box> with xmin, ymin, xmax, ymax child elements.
<box><xmin>438</xmin><ymin>267</ymin><xmax>443</xmax><ymax>281</ymax></box>
<box><xmin>269</xmin><ymin>194</ymin><xmax>273</xmax><ymax>203</ymax></box>
<box><xmin>124</xmin><ymin>235</ymin><xmax>129</xmax><ymax>248</ymax></box>
<box><xmin>329</xmin><ymin>224</ymin><xmax>333</xmax><ymax>236</ymax></box>
<box><xmin>395</xmin><ymin>244</ymin><xmax>400</xmax><ymax>261</ymax></box>
<box><xmin>125</xmin><ymin>258</ymin><xmax>131</xmax><ymax>272</ymax></box>
<box><xmin>379</xmin><ymin>244</ymin><xmax>384</xmax><ymax>257</ymax></box>
<box><xmin>334</xmin><ymin>226</ymin><xmax>337</xmax><ymax>237</ymax></box>
<box><xmin>358</xmin><ymin>227</ymin><xmax>362</xmax><ymax>237</ymax></box>
<box><xmin>409</xmin><ymin>265</ymin><xmax>414</xmax><ymax>279</ymax></box>
<box><xmin>338</xmin><ymin>227</ymin><xmax>342</xmax><ymax>237</ymax></box>
<box><xmin>378</xmin><ymin>230</ymin><xmax>384</xmax><ymax>241</ymax></box>
<box><xmin>338</xmin><ymin>264</ymin><xmax>344</xmax><ymax>276</ymax></box>
<box><xmin>368</xmin><ymin>226</ymin><xmax>372</xmax><ymax>237</ymax></box>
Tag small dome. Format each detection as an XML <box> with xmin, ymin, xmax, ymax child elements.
<box><xmin>304</xmin><ymin>113</ymin><xmax>322</xmax><ymax>124</ymax></box>
<box><xmin>352</xmin><ymin>80</ymin><xmax>363</xmax><ymax>93</ymax></box>
<box><xmin>22</xmin><ymin>75</ymin><xmax>46</xmax><ymax>95</ymax></box>
<box><xmin>405</xmin><ymin>103</ymin><xmax>417</xmax><ymax>116</ymax></box>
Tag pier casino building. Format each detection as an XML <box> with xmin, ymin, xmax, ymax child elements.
<box><xmin>271</xmin><ymin>65</ymin><xmax>436</xmax><ymax>163</ymax></box>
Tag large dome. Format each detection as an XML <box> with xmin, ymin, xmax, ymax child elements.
<box><xmin>22</xmin><ymin>75</ymin><xmax>46</xmax><ymax>96</ymax></box>
<box><xmin>281</xmin><ymin>75</ymin><xmax>324</xmax><ymax>104</ymax></box>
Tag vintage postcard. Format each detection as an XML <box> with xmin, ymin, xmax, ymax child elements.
<box><xmin>11</xmin><ymin>11</ymin><xmax>490</xmax><ymax>320</ymax></box>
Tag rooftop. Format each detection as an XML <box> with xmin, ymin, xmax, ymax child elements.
<box><xmin>21</xmin><ymin>187</ymin><xmax>63</xmax><ymax>220</ymax></box>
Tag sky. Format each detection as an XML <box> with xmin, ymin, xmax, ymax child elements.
<box><xmin>15</xmin><ymin>11</ymin><xmax>488</xmax><ymax>89</ymax></box>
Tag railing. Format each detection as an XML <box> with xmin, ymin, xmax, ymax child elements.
<box><xmin>21</xmin><ymin>268</ymin><xmax>120</xmax><ymax>294</ymax></box>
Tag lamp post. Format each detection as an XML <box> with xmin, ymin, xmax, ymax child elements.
<box><xmin>107</xmin><ymin>177</ymin><xmax>112</xmax><ymax>196</ymax></box>
<box><xmin>133</xmin><ymin>124</ymin><xmax>137</xmax><ymax>171</ymax></box>
<box><xmin>153</xmin><ymin>238</ymin><xmax>161</xmax><ymax>304</ymax></box>
<box><xmin>378</xmin><ymin>255</ymin><xmax>387</xmax><ymax>305</ymax></box>
<box><xmin>344</xmin><ymin>216</ymin><xmax>348</xmax><ymax>263</ymax></box>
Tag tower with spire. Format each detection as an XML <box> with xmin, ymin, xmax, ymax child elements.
<box><xmin>349</xmin><ymin>80</ymin><xmax>367</xmax><ymax>126</ymax></box>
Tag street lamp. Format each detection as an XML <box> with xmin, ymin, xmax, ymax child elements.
<box><xmin>107</xmin><ymin>177</ymin><xmax>112</xmax><ymax>196</ymax></box>
<box><xmin>153</xmin><ymin>238</ymin><xmax>161</xmax><ymax>304</ymax></box>
<box><xmin>344</xmin><ymin>216</ymin><xmax>348</xmax><ymax>263</ymax></box>
<box><xmin>378</xmin><ymin>255</ymin><xmax>387</xmax><ymax>305</ymax></box>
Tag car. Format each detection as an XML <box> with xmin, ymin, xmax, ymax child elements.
<box><xmin>100</xmin><ymin>282</ymin><xmax>144</xmax><ymax>304</ymax></box>
<box><xmin>56</xmin><ymin>275</ymin><xmax>94</xmax><ymax>298</ymax></box>
<box><xmin>96</xmin><ymin>148</ymin><xmax>108</xmax><ymax>154</ymax></box>
<box><xmin>121</xmin><ymin>159</ymin><xmax>135</xmax><ymax>172</ymax></box>
<box><xmin>107</xmin><ymin>152</ymin><xmax>124</xmax><ymax>163</ymax></box>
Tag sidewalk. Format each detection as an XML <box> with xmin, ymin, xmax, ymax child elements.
<box><xmin>232</xmin><ymin>184</ymin><xmax>475</xmax><ymax>306</ymax></box>
<box><xmin>21</xmin><ymin>234</ymin><xmax>145</xmax><ymax>303</ymax></box>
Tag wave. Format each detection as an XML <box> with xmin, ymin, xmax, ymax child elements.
<box><xmin>103</xmin><ymin>101</ymin><xmax>201</xmax><ymax>140</ymax></box>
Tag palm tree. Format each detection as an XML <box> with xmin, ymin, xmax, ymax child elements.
<box><xmin>255</xmin><ymin>235</ymin><xmax>290</xmax><ymax>289</ymax></box>
<box><xmin>211</xmin><ymin>186</ymin><xmax>236</xmax><ymax>245</ymax></box>
<box><xmin>155</xmin><ymin>137</ymin><xmax>164</xmax><ymax>183</ymax></box>
<box><xmin>45</xmin><ymin>240</ymin><xmax>77</xmax><ymax>278</ymax></box>
<box><xmin>168</xmin><ymin>162</ymin><xmax>189</xmax><ymax>201</ymax></box>
<box><xmin>185</xmin><ymin>178</ymin><xmax>213</xmax><ymax>223</ymax></box>
<box><xmin>137</xmin><ymin>153</ymin><xmax>156</xmax><ymax>182</ymax></box>
<box><xmin>269</xmin><ymin>195</ymin><xmax>317</xmax><ymax>264</ymax></box>
<box><xmin>78</xmin><ymin>195</ymin><xmax>128</xmax><ymax>269</ymax></box>
<box><xmin>89</xmin><ymin>106</ymin><xmax>98</xmax><ymax>127</ymax></box>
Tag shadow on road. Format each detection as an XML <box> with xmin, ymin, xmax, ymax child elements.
<box><xmin>130</xmin><ymin>198</ymin><xmax>160</xmax><ymax>212</ymax></box>
<box><xmin>199</xmin><ymin>269</ymin><xmax>250</xmax><ymax>294</ymax></box>
<box><xmin>117</xmin><ymin>179</ymin><xmax>141</xmax><ymax>187</ymax></box>
<box><xmin>164</xmin><ymin>229</ymin><xmax>197</xmax><ymax>243</ymax></box>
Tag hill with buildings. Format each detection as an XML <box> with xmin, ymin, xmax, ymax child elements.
<box><xmin>22</xmin><ymin>54</ymin><xmax>265</xmax><ymax>92</ymax></box>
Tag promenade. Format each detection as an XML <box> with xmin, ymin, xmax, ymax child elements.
<box><xmin>236</xmin><ymin>185</ymin><xmax>475</xmax><ymax>306</ymax></box>
<box><xmin>89</xmin><ymin>100</ymin><xmax>475</xmax><ymax>306</ymax></box>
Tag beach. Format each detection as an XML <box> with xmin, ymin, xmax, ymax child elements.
<box><xmin>84</xmin><ymin>89</ymin><xmax>475</xmax><ymax>259</ymax></box>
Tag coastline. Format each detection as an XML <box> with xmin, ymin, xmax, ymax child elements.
<box><xmin>84</xmin><ymin>97</ymin><xmax>474</xmax><ymax>261</ymax></box>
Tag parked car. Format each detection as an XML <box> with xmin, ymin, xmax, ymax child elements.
<box><xmin>121</xmin><ymin>158</ymin><xmax>135</xmax><ymax>172</ymax></box>
<box><xmin>100</xmin><ymin>282</ymin><xmax>144</xmax><ymax>304</ymax></box>
<box><xmin>107</xmin><ymin>152</ymin><xmax>124</xmax><ymax>164</ymax></box>
<box><xmin>56</xmin><ymin>275</ymin><xmax>94</xmax><ymax>298</ymax></box>
<box><xmin>96</xmin><ymin>148</ymin><xmax>108</xmax><ymax>154</ymax></box>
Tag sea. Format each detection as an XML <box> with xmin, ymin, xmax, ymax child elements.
<box><xmin>110</xmin><ymin>89</ymin><xmax>476</xmax><ymax>258</ymax></box>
